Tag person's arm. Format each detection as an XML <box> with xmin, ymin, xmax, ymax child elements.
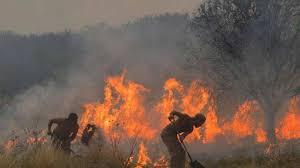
<box><xmin>169</xmin><ymin>110</ymin><xmax>190</xmax><ymax>120</ymax></box>
<box><xmin>69</xmin><ymin>125</ymin><xmax>79</xmax><ymax>142</ymax></box>
<box><xmin>179</xmin><ymin>128</ymin><xmax>193</xmax><ymax>142</ymax></box>
<box><xmin>47</xmin><ymin>118</ymin><xmax>64</xmax><ymax>135</ymax></box>
<box><xmin>91</xmin><ymin>125</ymin><xmax>97</xmax><ymax>131</ymax></box>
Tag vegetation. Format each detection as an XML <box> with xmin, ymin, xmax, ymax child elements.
<box><xmin>0</xmin><ymin>143</ymin><xmax>298</xmax><ymax>168</ymax></box>
<box><xmin>189</xmin><ymin>0</ymin><xmax>300</xmax><ymax>143</ymax></box>
<box><xmin>204</xmin><ymin>153</ymin><xmax>299</xmax><ymax>168</ymax></box>
<box><xmin>0</xmin><ymin>145</ymin><xmax>122</xmax><ymax>168</ymax></box>
<box><xmin>0</xmin><ymin>31</ymin><xmax>84</xmax><ymax>97</ymax></box>
<box><xmin>0</xmin><ymin>2</ymin><xmax>298</xmax><ymax>167</ymax></box>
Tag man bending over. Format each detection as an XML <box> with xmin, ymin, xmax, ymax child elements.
<box><xmin>161</xmin><ymin>110</ymin><xmax>206</xmax><ymax>168</ymax></box>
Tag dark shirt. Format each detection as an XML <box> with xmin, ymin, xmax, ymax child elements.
<box><xmin>161</xmin><ymin>113</ymin><xmax>194</xmax><ymax>136</ymax></box>
<box><xmin>51</xmin><ymin>118</ymin><xmax>79</xmax><ymax>141</ymax></box>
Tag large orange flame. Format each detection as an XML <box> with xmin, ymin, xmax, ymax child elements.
<box><xmin>80</xmin><ymin>72</ymin><xmax>156</xmax><ymax>140</ymax></box>
<box><xmin>2</xmin><ymin>72</ymin><xmax>298</xmax><ymax>163</ymax></box>
<box><xmin>155</xmin><ymin>78</ymin><xmax>183</xmax><ymax>128</ymax></box>
<box><xmin>223</xmin><ymin>101</ymin><xmax>266</xmax><ymax>142</ymax></box>
<box><xmin>277</xmin><ymin>97</ymin><xmax>300</xmax><ymax>140</ymax></box>
<box><xmin>77</xmin><ymin>73</ymin><xmax>299</xmax><ymax>166</ymax></box>
<box><xmin>136</xmin><ymin>143</ymin><xmax>152</xmax><ymax>168</ymax></box>
<box><xmin>80</xmin><ymin>73</ymin><xmax>299</xmax><ymax>144</ymax></box>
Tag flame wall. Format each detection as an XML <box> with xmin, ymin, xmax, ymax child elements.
<box><xmin>80</xmin><ymin>73</ymin><xmax>300</xmax><ymax>144</ymax></box>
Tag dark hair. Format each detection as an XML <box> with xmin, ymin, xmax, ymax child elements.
<box><xmin>194</xmin><ymin>113</ymin><xmax>206</xmax><ymax>122</ymax></box>
<box><xmin>68</xmin><ymin>113</ymin><xmax>78</xmax><ymax>121</ymax></box>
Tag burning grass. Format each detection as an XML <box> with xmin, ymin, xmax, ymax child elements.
<box><xmin>76</xmin><ymin>72</ymin><xmax>299</xmax><ymax>167</ymax></box>
<box><xmin>79</xmin><ymin>73</ymin><xmax>300</xmax><ymax>144</ymax></box>
<box><xmin>0</xmin><ymin>141</ymin><xmax>298</xmax><ymax>168</ymax></box>
<box><xmin>0</xmin><ymin>144</ymin><xmax>122</xmax><ymax>168</ymax></box>
<box><xmin>0</xmin><ymin>72</ymin><xmax>299</xmax><ymax>167</ymax></box>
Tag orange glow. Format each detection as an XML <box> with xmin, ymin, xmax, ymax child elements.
<box><xmin>277</xmin><ymin>97</ymin><xmax>300</xmax><ymax>140</ymax></box>
<box><xmin>224</xmin><ymin>101</ymin><xmax>258</xmax><ymax>138</ymax></box>
<box><xmin>136</xmin><ymin>143</ymin><xmax>152</xmax><ymax>168</ymax></box>
<box><xmin>255</xmin><ymin>128</ymin><xmax>267</xmax><ymax>143</ymax></box>
<box><xmin>153</xmin><ymin>155</ymin><xmax>168</xmax><ymax>168</ymax></box>
<box><xmin>203</xmin><ymin>106</ymin><xmax>222</xmax><ymax>143</ymax></box>
<box><xmin>155</xmin><ymin>78</ymin><xmax>219</xmax><ymax>142</ymax></box>
<box><xmin>26</xmin><ymin>137</ymin><xmax>47</xmax><ymax>145</ymax></box>
<box><xmin>181</xmin><ymin>81</ymin><xmax>212</xmax><ymax>142</ymax></box>
<box><xmin>80</xmin><ymin>73</ymin><xmax>299</xmax><ymax>145</ymax></box>
<box><xmin>155</xmin><ymin>78</ymin><xmax>183</xmax><ymax>128</ymax></box>
<box><xmin>3</xmin><ymin>139</ymin><xmax>17</xmax><ymax>152</ymax></box>
<box><xmin>77</xmin><ymin>72</ymin><xmax>299</xmax><ymax>163</ymax></box>
<box><xmin>80</xmin><ymin>72</ymin><xmax>156</xmax><ymax>141</ymax></box>
<box><xmin>181</xmin><ymin>80</ymin><xmax>210</xmax><ymax>116</ymax></box>
<box><xmin>222</xmin><ymin>100</ymin><xmax>268</xmax><ymax>142</ymax></box>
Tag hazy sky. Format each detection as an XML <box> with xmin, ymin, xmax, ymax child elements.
<box><xmin>0</xmin><ymin>0</ymin><xmax>200</xmax><ymax>33</ymax></box>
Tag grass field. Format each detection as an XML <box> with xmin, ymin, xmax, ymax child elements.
<box><xmin>0</xmin><ymin>142</ymin><xmax>299</xmax><ymax>168</ymax></box>
<box><xmin>203</xmin><ymin>153</ymin><xmax>299</xmax><ymax>168</ymax></box>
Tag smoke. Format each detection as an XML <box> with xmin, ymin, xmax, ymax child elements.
<box><xmin>0</xmin><ymin>0</ymin><xmax>200</xmax><ymax>33</ymax></box>
<box><xmin>0</xmin><ymin>14</ymin><xmax>191</xmax><ymax>138</ymax></box>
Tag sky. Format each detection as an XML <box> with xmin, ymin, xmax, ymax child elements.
<box><xmin>0</xmin><ymin>0</ymin><xmax>200</xmax><ymax>33</ymax></box>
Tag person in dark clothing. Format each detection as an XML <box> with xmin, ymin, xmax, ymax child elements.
<box><xmin>47</xmin><ymin>113</ymin><xmax>79</xmax><ymax>153</ymax></box>
<box><xmin>161</xmin><ymin>110</ymin><xmax>206</xmax><ymax>168</ymax></box>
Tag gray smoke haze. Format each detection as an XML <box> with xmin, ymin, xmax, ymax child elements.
<box><xmin>0</xmin><ymin>0</ymin><xmax>200</xmax><ymax>33</ymax></box>
<box><xmin>0</xmin><ymin>14</ymin><xmax>193</xmax><ymax>139</ymax></box>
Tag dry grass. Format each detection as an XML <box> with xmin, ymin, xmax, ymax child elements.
<box><xmin>202</xmin><ymin>141</ymin><xmax>300</xmax><ymax>168</ymax></box>
<box><xmin>0</xmin><ymin>144</ymin><xmax>123</xmax><ymax>168</ymax></box>
<box><xmin>203</xmin><ymin>153</ymin><xmax>299</xmax><ymax>168</ymax></box>
<box><xmin>0</xmin><ymin>142</ymin><xmax>299</xmax><ymax>168</ymax></box>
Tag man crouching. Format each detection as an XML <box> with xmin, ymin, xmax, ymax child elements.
<box><xmin>161</xmin><ymin>110</ymin><xmax>206</xmax><ymax>168</ymax></box>
<box><xmin>47</xmin><ymin>113</ymin><xmax>79</xmax><ymax>154</ymax></box>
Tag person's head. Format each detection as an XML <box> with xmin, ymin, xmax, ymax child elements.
<box><xmin>67</xmin><ymin>113</ymin><xmax>78</xmax><ymax>123</ymax></box>
<box><xmin>193</xmin><ymin>113</ymin><xmax>206</xmax><ymax>128</ymax></box>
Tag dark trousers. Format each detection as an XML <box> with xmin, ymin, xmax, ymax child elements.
<box><xmin>161</xmin><ymin>133</ymin><xmax>186</xmax><ymax>168</ymax></box>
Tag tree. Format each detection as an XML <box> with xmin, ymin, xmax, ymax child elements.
<box><xmin>189</xmin><ymin>0</ymin><xmax>300</xmax><ymax>142</ymax></box>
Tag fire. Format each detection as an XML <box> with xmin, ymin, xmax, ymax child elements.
<box><xmin>153</xmin><ymin>155</ymin><xmax>169</xmax><ymax>168</ymax></box>
<box><xmin>3</xmin><ymin>139</ymin><xmax>18</xmax><ymax>152</ymax></box>
<box><xmin>1</xmin><ymin>72</ymin><xmax>299</xmax><ymax>163</ymax></box>
<box><xmin>277</xmin><ymin>97</ymin><xmax>300</xmax><ymax>140</ymax></box>
<box><xmin>202</xmin><ymin>105</ymin><xmax>222</xmax><ymax>143</ymax></box>
<box><xmin>80</xmin><ymin>73</ymin><xmax>300</xmax><ymax>145</ymax></box>
<box><xmin>155</xmin><ymin>78</ymin><xmax>218</xmax><ymax>142</ymax></box>
<box><xmin>155</xmin><ymin>78</ymin><xmax>183</xmax><ymax>128</ymax></box>
<box><xmin>222</xmin><ymin>101</ymin><xmax>268</xmax><ymax>143</ymax></box>
<box><xmin>136</xmin><ymin>143</ymin><xmax>152</xmax><ymax>168</ymax></box>
<box><xmin>80</xmin><ymin>72</ymin><xmax>156</xmax><ymax>140</ymax></box>
<box><xmin>181</xmin><ymin>80</ymin><xmax>210</xmax><ymax>116</ymax></box>
<box><xmin>25</xmin><ymin>129</ymin><xmax>48</xmax><ymax>145</ymax></box>
<box><xmin>26</xmin><ymin>137</ymin><xmax>47</xmax><ymax>145</ymax></box>
<box><xmin>224</xmin><ymin>101</ymin><xmax>257</xmax><ymax>140</ymax></box>
<box><xmin>255</xmin><ymin>128</ymin><xmax>267</xmax><ymax>143</ymax></box>
<box><xmin>77</xmin><ymin>72</ymin><xmax>300</xmax><ymax>165</ymax></box>
<box><xmin>181</xmin><ymin>81</ymin><xmax>213</xmax><ymax>142</ymax></box>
